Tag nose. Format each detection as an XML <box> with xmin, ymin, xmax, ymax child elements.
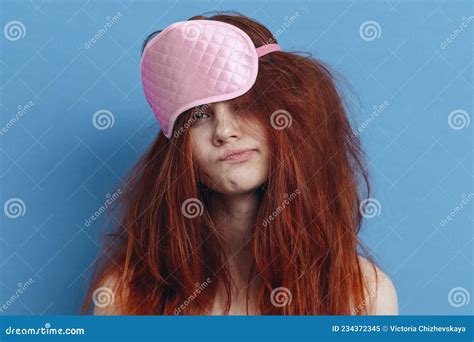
<box><xmin>212</xmin><ymin>103</ymin><xmax>242</xmax><ymax>146</ymax></box>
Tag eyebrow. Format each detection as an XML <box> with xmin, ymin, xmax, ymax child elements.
<box><xmin>192</xmin><ymin>104</ymin><xmax>213</xmax><ymax>112</ymax></box>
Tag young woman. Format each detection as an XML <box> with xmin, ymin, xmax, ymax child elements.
<box><xmin>83</xmin><ymin>12</ymin><xmax>398</xmax><ymax>315</ymax></box>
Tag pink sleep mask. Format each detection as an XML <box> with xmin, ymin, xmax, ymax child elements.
<box><xmin>140</xmin><ymin>19</ymin><xmax>281</xmax><ymax>138</ymax></box>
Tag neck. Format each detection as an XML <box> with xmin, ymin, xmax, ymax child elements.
<box><xmin>212</xmin><ymin>190</ymin><xmax>261</xmax><ymax>283</ymax></box>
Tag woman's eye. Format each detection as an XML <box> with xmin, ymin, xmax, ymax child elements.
<box><xmin>192</xmin><ymin>111</ymin><xmax>211</xmax><ymax>121</ymax></box>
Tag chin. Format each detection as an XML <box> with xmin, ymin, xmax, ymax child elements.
<box><xmin>219</xmin><ymin>187</ymin><xmax>261</xmax><ymax>196</ymax></box>
<box><xmin>204</xmin><ymin>165</ymin><xmax>268</xmax><ymax>194</ymax></box>
<box><xmin>217</xmin><ymin>178</ymin><xmax>265</xmax><ymax>195</ymax></box>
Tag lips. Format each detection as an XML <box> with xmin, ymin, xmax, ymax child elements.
<box><xmin>221</xmin><ymin>148</ymin><xmax>257</xmax><ymax>162</ymax></box>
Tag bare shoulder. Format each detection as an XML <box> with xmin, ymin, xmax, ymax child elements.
<box><xmin>358</xmin><ymin>255</ymin><xmax>399</xmax><ymax>315</ymax></box>
<box><xmin>92</xmin><ymin>272</ymin><xmax>129</xmax><ymax>315</ymax></box>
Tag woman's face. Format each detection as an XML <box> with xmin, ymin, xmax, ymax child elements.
<box><xmin>189</xmin><ymin>101</ymin><xmax>270</xmax><ymax>195</ymax></box>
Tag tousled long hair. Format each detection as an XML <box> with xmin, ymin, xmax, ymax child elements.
<box><xmin>82</xmin><ymin>12</ymin><xmax>376</xmax><ymax>315</ymax></box>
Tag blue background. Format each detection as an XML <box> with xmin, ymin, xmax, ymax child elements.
<box><xmin>0</xmin><ymin>0</ymin><xmax>472</xmax><ymax>315</ymax></box>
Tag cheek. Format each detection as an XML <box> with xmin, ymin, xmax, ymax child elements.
<box><xmin>259</xmin><ymin>141</ymin><xmax>271</xmax><ymax>161</ymax></box>
<box><xmin>253</xmin><ymin>136</ymin><xmax>271</xmax><ymax>168</ymax></box>
<box><xmin>190</xmin><ymin>132</ymin><xmax>210</xmax><ymax>163</ymax></box>
<box><xmin>256</xmin><ymin>149</ymin><xmax>271</xmax><ymax>177</ymax></box>
<box><xmin>193</xmin><ymin>148</ymin><xmax>211</xmax><ymax>173</ymax></box>
<box><xmin>191</xmin><ymin>144</ymin><xmax>215</xmax><ymax>184</ymax></box>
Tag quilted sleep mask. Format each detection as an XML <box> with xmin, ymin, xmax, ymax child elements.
<box><xmin>140</xmin><ymin>19</ymin><xmax>282</xmax><ymax>138</ymax></box>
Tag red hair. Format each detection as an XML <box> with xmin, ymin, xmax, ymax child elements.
<box><xmin>82</xmin><ymin>12</ymin><xmax>377</xmax><ymax>315</ymax></box>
